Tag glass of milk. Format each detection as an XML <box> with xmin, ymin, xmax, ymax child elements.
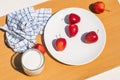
<box><xmin>21</xmin><ymin>48</ymin><xmax>44</xmax><ymax>76</ymax></box>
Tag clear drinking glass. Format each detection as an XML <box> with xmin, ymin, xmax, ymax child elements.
<box><xmin>21</xmin><ymin>48</ymin><xmax>44</xmax><ymax>76</ymax></box>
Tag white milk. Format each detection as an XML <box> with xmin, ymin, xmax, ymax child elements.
<box><xmin>21</xmin><ymin>49</ymin><xmax>44</xmax><ymax>76</ymax></box>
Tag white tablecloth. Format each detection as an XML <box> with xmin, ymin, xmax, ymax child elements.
<box><xmin>86</xmin><ymin>66</ymin><xmax>120</xmax><ymax>80</ymax></box>
<box><xmin>0</xmin><ymin>0</ymin><xmax>48</xmax><ymax>17</ymax></box>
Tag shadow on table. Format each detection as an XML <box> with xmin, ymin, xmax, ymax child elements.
<box><xmin>10</xmin><ymin>53</ymin><xmax>27</xmax><ymax>76</ymax></box>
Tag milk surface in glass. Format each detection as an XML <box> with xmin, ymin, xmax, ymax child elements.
<box><xmin>22</xmin><ymin>49</ymin><xmax>44</xmax><ymax>76</ymax></box>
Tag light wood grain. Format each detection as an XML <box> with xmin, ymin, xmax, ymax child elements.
<box><xmin>0</xmin><ymin>0</ymin><xmax>120</xmax><ymax>80</ymax></box>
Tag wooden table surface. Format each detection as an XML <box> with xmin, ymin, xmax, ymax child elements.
<box><xmin>0</xmin><ymin>0</ymin><xmax>120</xmax><ymax>80</ymax></box>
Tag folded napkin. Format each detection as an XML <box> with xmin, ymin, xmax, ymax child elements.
<box><xmin>1</xmin><ymin>7</ymin><xmax>52</xmax><ymax>53</ymax></box>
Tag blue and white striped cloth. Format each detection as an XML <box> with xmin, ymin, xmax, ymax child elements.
<box><xmin>1</xmin><ymin>7</ymin><xmax>52</xmax><ymax>53</ymax></box>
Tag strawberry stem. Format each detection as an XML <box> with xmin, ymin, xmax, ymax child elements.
<box><xmin>59</xmin><ymin>34</ymin><xmax>61</xmax><ymax>38</ymax></box>
<box><xmin>56</xmin><ymin>34</ymin><xmax>61</xmax><ymax>39</ymax></box>
<box><xmin>105</xmin><ymin>9</ymin><xmax>110</xmax><ymax>12</ymax></box>
<box><xmin>56</xmin><ymin>35</ymin><xmax>58</xmax><ymax>39</ymax></box>
<box><xmin>97</xmin><ymin>29</ymin><xmax>99</xmax><ymax>34</ymax></box>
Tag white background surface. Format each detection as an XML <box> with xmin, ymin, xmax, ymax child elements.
<box><xmin>86</xmin><ymin>66</ymin><xmax>120</xmax><ymax>80</ymax></box>
<box><xmin>0</xmin><ymin>0</ymin><xmax>48</xmax><ymax>17</ymax></box>
<box><xmin>118</xmin><ymin>0</ymin><xmax>120</xmax><ymax>4</ymax></box>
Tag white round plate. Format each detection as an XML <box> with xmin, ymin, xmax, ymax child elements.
<box><xmin>44</xmin><ymin>8</ymin><xmax>106</xmax><ymax>65</ymax></box>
